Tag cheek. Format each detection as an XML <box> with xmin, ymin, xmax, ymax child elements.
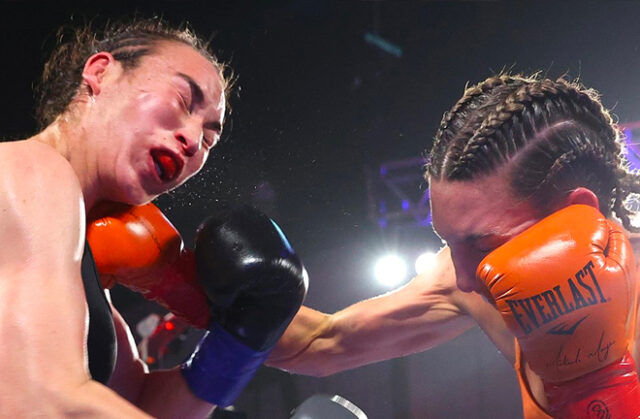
<box><xmin>182</xmin><ymin>150</ymin><xmax>209</xmax><ymax>180</ymax></box>
<box><xmin>129</xmin><ymin>92</ymin><xmax>183</xmax><ymax>130</ymax></box>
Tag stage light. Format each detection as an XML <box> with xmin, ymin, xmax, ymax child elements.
<box><xmin>415</xmin><ymin>251</ymin><xmax>437</xmax><ymax>275</ymax></box>
<box><xmin>374</xmin><ymin>255</ymin><xmax>407</xmax><ymax>287</ymax></box>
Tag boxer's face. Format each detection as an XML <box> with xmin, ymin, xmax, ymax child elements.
<box><xmin>89</xmin><ymin>41</ymin><xmax>225</xmax><ymax>204</ymax></box>
<box><xmin>429</xmin><ymin>173</ymin><xmax>540</xmax><ymax>293</ymax></box>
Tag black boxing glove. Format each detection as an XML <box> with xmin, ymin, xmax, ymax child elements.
<box><xmin>181</xmin><ymin>205</ymin><xmax>308</xmax><ymax>406</ymax></box>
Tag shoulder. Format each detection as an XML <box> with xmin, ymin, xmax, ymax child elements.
<box><xmin>0</xmin><ymin>140</ymin><xmax>85</xmax><ymax>263</ymax></box>
<box><xmin>0</xmin><ymin>140</ymin><xmax>78</xmax><ymax>177</ymax></box>
<box><xmin>0</xmin><ymin>140</ymin><xmax>82</xmax><ymax>201</ymax></box>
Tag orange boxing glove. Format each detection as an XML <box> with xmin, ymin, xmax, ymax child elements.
<box><xmin>87</xmin><ymin>202</ymin><xmax>210</xmax><ymax>329</ymax></box>
<box><xmin>477</xmin><ymin>204</ymin><xmax>640</xmax><ymax>418</ymax></box>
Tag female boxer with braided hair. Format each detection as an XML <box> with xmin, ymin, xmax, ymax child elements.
<box><xmin>429</xmin><ymin>74</ymin><xmax>640</xmax><ymax>232</ymax></box>
<box><xmin>0</xmin><ymin>17</ymin><xmax>308</xmax><ymax>418</ymax></box>
<box><xmin>270</xmin><ymin>74</ymin><xmax>640</xmax><ymax>418</ymax></box>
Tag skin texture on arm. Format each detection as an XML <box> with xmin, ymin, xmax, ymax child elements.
<box><xmin>0</xmin><ymin>141</ymin><xmax>150</xmax><ymax>418</ymax></box>
<box><xmin>107</xmin><ymin>304</ymin><xmax>216</xmax><ymax>419</ymax></box>
<box><xmin>267</xmin><ymin>246</ymin><xmax>477</xmax><ymax>376</ymax></box>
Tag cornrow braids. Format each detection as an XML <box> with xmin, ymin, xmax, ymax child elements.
<box><xmin>35</xmin><ymin>17</ymin><xmax>233</xmax><ymax>129</ymax></box>
<box><xmin>427</xmin><ymin>73</ymin><xmax>640</xmax><ymax>231</ymax></box>
<box><xmin>428</xmin><ymin>74</ymin><xmax>527</xmax><ymax>178</ymax></box>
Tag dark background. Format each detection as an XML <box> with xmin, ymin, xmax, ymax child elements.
<box><xmin>3</xmin><ymin>1</ymin><xmax>640</xmax><ymax>418</ymax></box>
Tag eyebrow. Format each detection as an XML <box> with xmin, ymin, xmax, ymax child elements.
<box><xmin>176</xmin><ymin>72</ymin><xmax>223</xmax><ymax>134</ymax></box>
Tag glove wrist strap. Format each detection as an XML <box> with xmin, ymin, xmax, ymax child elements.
<box><xmin>181</xmin><ymin>323</ymin><xmax>271</xmax><ymax>407</ymax></box>
<box><xmin>544</xmin><ymin>350</ymin><xmax>640</xmax><ymax>418</ymax></box>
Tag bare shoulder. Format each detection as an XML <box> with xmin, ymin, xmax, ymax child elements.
<box><xmin>0</xmin><ymin>139</ymin><xmax>77</xmax><ymax>177</ymax></box>
<box><xmin>0</xmin><ymin>140</ymin><xmax>85</xmax><ymax>268</ymax></box>
<box><xmin>0</xmin><ymin>140</ymin><xmax>82</xmax><ymax>199</ymax></box>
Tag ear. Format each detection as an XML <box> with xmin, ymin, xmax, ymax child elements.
<box><xmin>563</xmin><ymin>187</ymin><xmax>600</xmax><ymax>210</ymax></box>
<box><xmin>81</xmin><ymin>52</ymin><xmax>116</xmax><ymax>97</ymax></box>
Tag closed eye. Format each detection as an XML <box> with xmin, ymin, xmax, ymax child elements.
<box><xmin>472</xmin><ymin>235</ymin><xmax>510</xmax><ymax>253</ymax></box>
<box><xmin>202</xmin><ymin>128</ymin><xmax>221</xmax><ymax>149</ymax></box>
<box><xmin>202</xmin><ymin>135</ymin><xmax>215</xmax><ymax>149</ymax></box>
<box><xmin>178</xmin><ymin>94</ymin><xmax>190</xmax><ymax>113</ymax></box>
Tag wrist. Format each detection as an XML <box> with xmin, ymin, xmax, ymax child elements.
<box><xmin>180</xmin><ymin>323</ymin><xmax>272</xmax><ymax>407</ymax></box>
<box><xmin>544</xmin><ymin>351</ymin><xmax>640</xmax><ymax>418</ymax></box>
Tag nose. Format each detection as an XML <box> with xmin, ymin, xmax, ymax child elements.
<box><xmin>174</xmin><ymin>120</ymin><xmax>203</xmax><ymax>157</ymax></box>
<box><xmin>450</xmin><ymin>249</ymin><xmax>483</xmax><ymax>293</ymax></box>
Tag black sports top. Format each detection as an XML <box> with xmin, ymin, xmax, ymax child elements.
<box><xmin>81</xmin><ymin>241</ymin><xmax>117</xmax><ymax>384</ymax></box>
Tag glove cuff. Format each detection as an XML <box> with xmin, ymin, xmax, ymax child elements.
<box><xmin>180</xmin><ymin>323</ymin><xmax>271</xmax><ymax>407</ymax></box>
<box><xmin>544</xmin><ymin>350</ymin><xmax>640</xmax><ymax>418</ymax></box>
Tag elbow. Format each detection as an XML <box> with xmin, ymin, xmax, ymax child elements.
<box><xmin>276</xmin><ymin>355</ymin><xmax>345</xmax><ymax>378</ymax></box>
<box><xmin>311</xmin><ymin>363</ymin><xmax>343</xmax><ymax>378</ymax></box>
<box><xmin>267</xmin><ymin>349</ymin><xmax>338</xmax><ymax>377</ymax></box>
<box><xmin>290</xmin><ymin>339</ymin><xmax>357</xmax><ymax>377</ymax></box>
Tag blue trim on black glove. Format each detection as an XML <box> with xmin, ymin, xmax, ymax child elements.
<box><xmin>181</xmin><ymin>323</ymin><xmax>271</xmax><ymax>407</ymax></box>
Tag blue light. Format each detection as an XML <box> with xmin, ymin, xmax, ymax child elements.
<box><xmin>419</xmin><ymin>214</ymin><xmax>432</xmax><ymax>226</ymax></box>
<box><xmin>623</xmin><ymin>128</ymin><xmax>640</xmax><ymax>170</ymax></box>
<box><xmin>364</xmin><ymin>32</ymin><xmax>403</xmax><ymax>58</ymax></box>
<box><xmin>270</xmin><ymin>220</ymin><xmax>294</xmax><ymax>253</ymax></box>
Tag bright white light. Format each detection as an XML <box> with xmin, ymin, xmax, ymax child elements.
<box><xmin>374</xmin><ymin>255</ymin><xmax>407</xmax><ymax>287</ymax></box>
<box><xmin>415</xmin><ymin>252</ymin><xmax>437</xmax><ymax>275</ymax></box>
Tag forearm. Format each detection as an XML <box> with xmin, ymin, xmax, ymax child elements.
<box><xmin>268</xmin><ymin>290</ymin><xmax>475</xmax><ymax>377</ymax></box>
<box><xmin>269</xmin><ymin>309</ymin><xmax>381</xmax><ymax>377</ymax></box>
<box><xmin>135</xmin><ymin>367</ymin><xmax>215</xmax><ymax>419</ymax></box>
<box><xmin>267</xmin><ymin>305</ymin><xmax>336</xmax><ymax>376</ymax></box>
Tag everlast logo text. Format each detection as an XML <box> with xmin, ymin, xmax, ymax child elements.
<box><xmin>506</xmin><ymin>260</ymin><xmax>608</xmax><ymax>335</ymax></box>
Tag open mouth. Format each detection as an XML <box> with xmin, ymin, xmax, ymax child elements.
<box><xmin>150</xmin><ymin>149</ymin><xmax>183</xmax><ymax>183</ymax></box>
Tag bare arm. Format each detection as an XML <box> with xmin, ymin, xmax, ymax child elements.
<box><xmin>267</xmin><ymin>246</ymin><xmax>476</xmax><ymax>376</ymax></box>
<box><xmin>0</xmin><ymin>142</ymin><xmax>150</xmax><ymax>418</ymax></box>
<box><xmin>107</xmin><ymin>304</ymin><xmax>215</xmax><ymax>419</ymax></box>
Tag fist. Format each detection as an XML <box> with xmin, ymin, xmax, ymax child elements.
<box><xmin>476</xmin><ymin>205</ymin><xmax>636</xmax><ymax>383</ymax></box>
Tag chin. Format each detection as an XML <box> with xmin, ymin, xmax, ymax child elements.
<box><xmin>127</xmin><ymin>189</ymin><xmax>161</xmax><ymax>206</ymax></box>
<box><xmin>126</xmin><ymin>196</ymin><xmax>156</xmax><ymax>206</ymax></box>
<box><xmin>110</xmin><ymin>183</ymin><xmax>158</xmax><ymax>207</ymax></box>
